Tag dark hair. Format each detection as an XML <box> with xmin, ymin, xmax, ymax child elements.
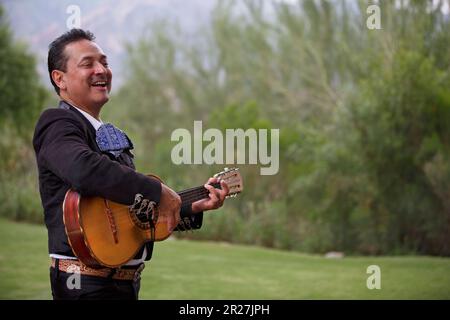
<box><xmin>48</xmin><ymin>29</ymin><xmax>95</xmax><ymax>94</ymax></box>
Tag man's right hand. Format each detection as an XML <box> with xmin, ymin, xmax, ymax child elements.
<box><xmin>158</xmin><ymin>184</ymin><xmax>181</xmax><ymax>232</ymax></box>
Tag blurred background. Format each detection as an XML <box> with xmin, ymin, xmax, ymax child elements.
<box><xmin>0</xmin><ymin>0</ymin><xmax>449</xmax><ymax>299</ymax></box>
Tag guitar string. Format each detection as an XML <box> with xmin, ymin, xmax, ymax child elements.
<box><xmin>86</xmin><ymin>186</ymin><xmax>240</xmax><ymax>230</ymax></box>
<box><xmin>99</xmin><ymin>188</ymin><xmax>212</xmax><ymax>221</ymax></box>
<box><xmin>100</xmin><ymin>178</ymin><xmax>240</xmax><ymax>219</ymax></box>
<box><xmin>74</xmin><ymin>177</ymin><xmax>240</xmax><ymax>240</ymax></box>
<box><xmin>110</xmin><ymin>179</ymin><xmax>240</xmax><ymax>218</ymax></box>
<box><xmin>108</xmin><ymin>194</ymin><xmax>210</xmax><ymax>222</ymax></box>
<box><xmin>104</xmin><ymin>193</ymin><xmax>209</xmax><ymax>223</ymax></box>
<box><xmin>86</xmin><ymin>193</ymin><xmax>206</xmax><ymax>227</ymax></box>
<box><xmin>86</xmin><ymin>177</ymin><xmax>240</xmax><ymax>222</ymax></box>
<box><xmin>103</xmin><ymin>198</ymin><xmax>209</xmax><ymax>226</ymax></box>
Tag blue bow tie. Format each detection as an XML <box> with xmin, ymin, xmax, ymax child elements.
<box><xmin>96</xmin><ymin>123</ymin><xmax>133</xmax><ymax>157</ymax></box>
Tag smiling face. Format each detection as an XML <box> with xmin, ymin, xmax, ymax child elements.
<box><xmin>51</xmin><ymin>39</ymin><xmax>112</xmax><ymax>117</ymax></box>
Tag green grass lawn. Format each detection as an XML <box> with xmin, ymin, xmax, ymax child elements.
<box><xmin>0</xmin><ymin>218</ymin><xmax>449</xmax><ymax>299</ymax></box>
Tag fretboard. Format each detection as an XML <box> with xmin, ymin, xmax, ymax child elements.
<box><xmin>177</xmin><ymin>182</ymin><xmax>221</xmax><ymax>206</ymax></box>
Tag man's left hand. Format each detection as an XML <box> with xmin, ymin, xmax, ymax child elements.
<box><xmin>191</xmin><ymin>177</ymin><xmax>229</xmax><ymax>213</ymax></box>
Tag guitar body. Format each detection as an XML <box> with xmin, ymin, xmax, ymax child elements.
<box><xmin>63</xmin><ymin>189</ymin><xmax>172</xmax><ymax>268</ymax></box>
<box><xmin>62</xmin><ymin>168</ymin><xmax>243</xmax><ymax>268</ymax></box>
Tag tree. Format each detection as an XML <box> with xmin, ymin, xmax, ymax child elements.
<box><xmin>84</xmin><ymin>0</ymin><xmax>450</xmax><ymax>255</ymax></box>
<box><xmin>0</xmin><ymin>5</ymin><xmax>48</xmax><ymax>222</ymax></box>
<box><xmin>0</xmin><ymin>6</ymin><xmax>47</xmax><ymax>134</ymax></box>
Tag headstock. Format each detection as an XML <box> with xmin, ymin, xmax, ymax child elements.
<box><xmin>213</xmin><ymin>167</ymin><xmax>243</xmax><ymax>198</ymax></box>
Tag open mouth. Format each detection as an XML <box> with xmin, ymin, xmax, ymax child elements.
<box><xmin>91</xmin><ymin>81</ymin><xmax>108</xmax><ymax>88</ymax></box>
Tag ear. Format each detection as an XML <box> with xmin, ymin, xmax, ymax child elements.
<box><xmin>51</xmin><ymin>70</ymin><xmax>67</xmax><ymax>92</ymax></box>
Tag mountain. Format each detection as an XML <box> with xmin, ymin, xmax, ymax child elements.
<box><xmin>2</xmin><ymin>0</ymin><xmax>217</xmax><ymax>90</ymax></box>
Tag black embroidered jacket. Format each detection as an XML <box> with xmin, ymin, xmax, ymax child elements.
<box><xmin>33</xmin><ymin>100</ymin><xmax>202</xmax><ymax>261</ymax></box>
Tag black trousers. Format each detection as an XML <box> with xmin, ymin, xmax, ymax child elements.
<box><xmin>50</xmin><ymin>266</ymin><xmax>141</xmax><ymax>300</ymax></box>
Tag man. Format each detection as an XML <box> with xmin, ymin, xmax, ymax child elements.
<box><xmin>33</xmin><ymin>29</ymin><xmax>229</xmax><ymax>300</ymax></box>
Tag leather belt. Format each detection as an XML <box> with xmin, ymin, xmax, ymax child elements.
<box><xmin>51</xmin><ymin>258</ymin><xmax>145</xmax><ymax>281</ymax></box>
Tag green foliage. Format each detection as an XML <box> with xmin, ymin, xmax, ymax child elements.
<box><xmin>0</xmin><ymin>5</ymin><xmax>48</xmax><ymax>223</ymax></box>
<box><xmin>2</xmin><ymin>1</ymin><xmax>449</xmax><ymax>256</ymax></box>
<box><xmin>0</xmin><ymin>6</ymin><xmax>47</xmax><ymax>133</ymax></box>
<box><xmin>347</xmin><ymin>50</ymin><xmax>450</xmax><ymax>255</ymax></box>
<box><xmin>104</xmin><ymin>0</ymin><xmax>450</xmax><ymax>256</ymax></box>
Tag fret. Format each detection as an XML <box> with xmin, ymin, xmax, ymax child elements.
<box><xmin>178</xmin><ymin>182</ymin><xmax>221</xmax><ymax>205</ymax></box>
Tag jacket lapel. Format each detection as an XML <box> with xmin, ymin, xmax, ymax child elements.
<box><xmin>59</xmin><ymin>100</ymin><xmax>101</xmax><ymax>153</ymax></box>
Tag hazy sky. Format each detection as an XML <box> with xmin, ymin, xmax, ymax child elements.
<box><xmin>1</xmin><ymin>0</ymin><xmax>218</xmax><ymax>89</ymax></box>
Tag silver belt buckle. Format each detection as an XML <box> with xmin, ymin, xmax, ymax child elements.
<box><xmin>133</xmin><ymin>263</ymin><xmax>145</xmax><ymax>282</ymax></box>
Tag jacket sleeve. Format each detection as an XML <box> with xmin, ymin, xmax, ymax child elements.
<box><xmin>36</xmin><ymin>112</ymin><xmax>161</xmax><ymax>206</ymax></box>
<box><xmin>177</xmin><ymin>205</ymin><xmax>203</xmax><ymax>230</ymax></box>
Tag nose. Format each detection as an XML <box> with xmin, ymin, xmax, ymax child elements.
<box><xmin>93</xmin><ymin>61</ymin><xmax>107</xmax><ymax>75</ymax></box>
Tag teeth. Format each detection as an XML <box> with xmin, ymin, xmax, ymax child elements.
<box><xmin>92</xmin><ymin>81</ymin><xmax>106</xmax><ymax>86</ymax></box>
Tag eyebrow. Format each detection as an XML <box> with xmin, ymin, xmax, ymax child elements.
<box><xmin>78</xmin><ymin>54</ymin><xmax>108</xmax><ymax>64</ymax></box>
